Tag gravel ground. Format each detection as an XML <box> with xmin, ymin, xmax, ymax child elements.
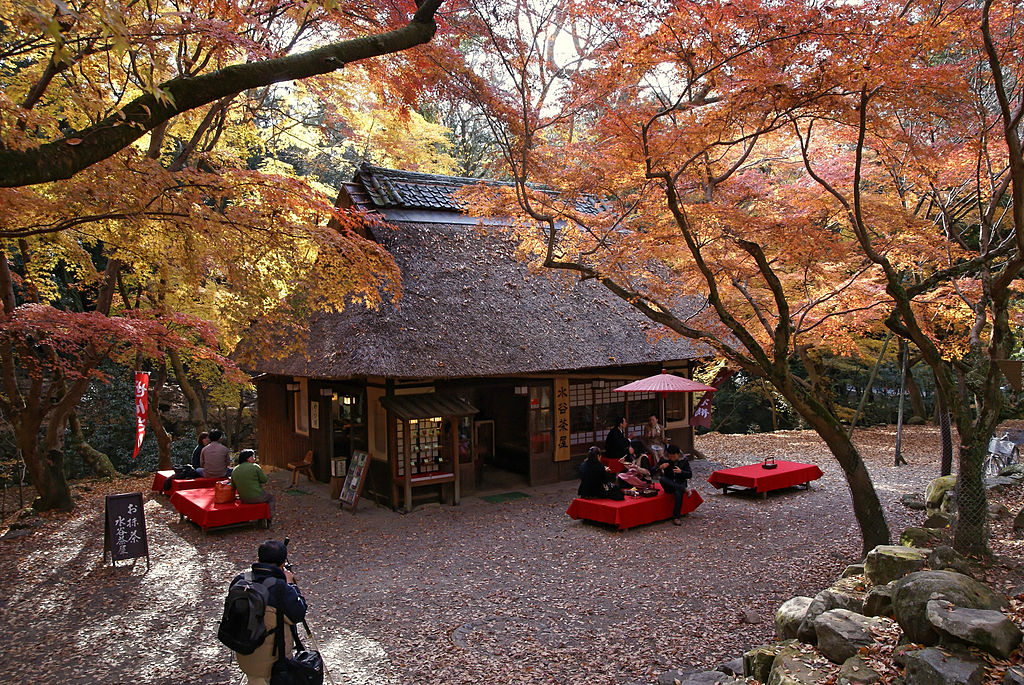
<box><xmin>0</xmin><ymin>425</ymin><xmax>1020</xmax><ymax>685</ymax></box>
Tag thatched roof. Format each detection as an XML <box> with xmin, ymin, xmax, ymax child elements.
<box><xmin>244</xmin><ymin>166</ymin><xmax>707</xmax><ymax>380</ymax></box>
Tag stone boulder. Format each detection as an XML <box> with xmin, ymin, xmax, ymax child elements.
<box><xmin>926</xmin><ymin>599</ymin><xmax>1023</xmax><ymax>658</ymax></box>
<box><xmin>899</xmin><ymin>526</ymin><xmax>952</xmax><ymax>549</ymax></box>
<box><xmin>924</xmin><ymin>511</ymin><xmax>954</xmax><ymax>529</ymax></box>
<box><xmin>1004</xmin><ymin>666</ymin><xmax>1024</xmax><ymax>685</ymax></box>
<box><xmin>862</xmin><ymin>583</ymin><xmax>894</xmax><ymax>618</ymax></box>
<box><xmin>796</xmin><ymin>578</ymin><xmax>868</xmax><ymax>644</ymax></box>
<box><xmin>841</xmin><ymin>563</ymin><xmax>865</xmax><ymax>578</ymax></box>
<box><xmin>767</xmin><ymin>651</ymin><xmax>819</xmax><ymax>685</ymax></box>
<box><xmin>813</xmin><ymin>609</ymin><xmax>885</xmax><ymax>664</ymax></box>
<box><xmin>925</xmin><ymin>475</ymin><xmax>957</xmax><ymax>517</ymax></box>
<box><xmin>864</xmin><ymin>545</ymin><xmax>930</xmax><ymax>585</ymax></box>
<box><xmin>926</xmin><ymin>545</ymin><xmax>973</xmax><ymax>576</ymax></box>
<box><xmin>900</xmin><ymin>493</ymin><xmax>927</xmax><ymax>510</ymax></box>
<box><xmin>1015</xmin><ymin>507</ymin><xmax>1024</xmax><ymax>532</ymax></box>
<box><xmin>986</xmin><ymin>476</ymin><xmax>1020</xmax><ymax>492</ymax></box>
<box><xmin>1000</xmin><ymin>463</ymin><xmax>1024</xmax><ymax>478</ymax></box>
<box><xmin>989</xmin><ymin>502</ymin><xmax>1012</xmax><ymax>519</ymax></box>
<box><xmin>775</xmin><ymin>596</ymin><xmax>813</xmax><ymax>640</ymax></box>
<box><xmin>838</xmin><ymin>656</ymin><xmax>880</xmax><ymax>684</ymax></box>
<box><xmin>743</xmin><ymin>641</ymin><xmax>798</xmax><ymax>682</ymax></box>
<box><xmin>901</xmin><ymin>647</ymin><xmax>986</xmax><ymax>685</ymax></box>
<box><xmin>891</xmin><ymin>570</ymin><xmax>1008</xmax><ymax>644</ymax></box>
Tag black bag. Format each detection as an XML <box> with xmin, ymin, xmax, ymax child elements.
<box><xmin>602</xmin><ymin>481</ymin><xmax>625</xmax><ymax>501</ymax></box>
<box><xmin>217</xmin><ymin>572</ymin><xmax>278</xmax><ymax>655</ymax></box>
<box><xmin>270</xmin><ymin>610</ymin><xmax>324</xmax><ymax>685</ymax></box>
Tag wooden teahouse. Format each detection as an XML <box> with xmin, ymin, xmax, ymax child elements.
<box><xmin>241</xmin><ymin>165</ymin><xmax>709</xmax><ymax>511</ymax></box>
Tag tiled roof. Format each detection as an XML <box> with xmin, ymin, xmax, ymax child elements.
<box><xmin>343</xmin><ymin>164</ymin><xmax>509</xmax><ymax>212</ymax></box>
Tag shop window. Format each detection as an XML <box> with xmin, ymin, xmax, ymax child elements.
<box><xmin>396</xmin><ymin>417</ymin><xmax>443</xmax><ymax>477</ymax></box>
<box><xmin>665</xmin><ymin>393</ymin><xmax>688</xmax><ymax>422</ymax></box>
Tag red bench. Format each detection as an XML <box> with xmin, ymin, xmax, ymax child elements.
<box><xmin>566</xmin><ymin>485</ymin><xmax>703</xmax><ymax>530</ymax></box>
<box><xmin>169</xmin><ymin>488</ymin><xmax>270</xmax><ymax>533</ymax></box>
<box><xmin>151</xmin><ymin>470</ymin><xmax>221</xmax><ymax>494</ymax></box>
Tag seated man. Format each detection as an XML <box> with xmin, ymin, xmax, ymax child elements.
<box><xmin>197</xmin><ymin>428</ymin><xmax>232</xmax><ymax>478</ymax></box>
<box><xmin>657</xmin><ymin>444</ymin><xmax>692</xmax><ymax>525</ymax></box>
<box><xmin>231</xmin><ymin>449</ymin><xmax>275</xmax><ymax>520</ymax></box>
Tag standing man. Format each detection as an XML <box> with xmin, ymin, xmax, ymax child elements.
<box><xmin>658</xmin><ymin>444</ymin><xmax>692</xmax><ymax>526</ymax></box>
<box><xmin>604</xmin><ymin>417</ymin><xmax>630</xmax><ymax>461</ymax></box>
<box><xmin>232</xmin><ymin>540</ymin><xmax>307</xmax><ymax>685</ymax></box>
<box><xmin>232</xmin><ymin>449</ymin><xmax>275</xmax><ymax>521</ymax></box>
<box><xmin>198</xmin><ymin>429</ymin><xmax>231</xmax><ymax>478</ymax></box>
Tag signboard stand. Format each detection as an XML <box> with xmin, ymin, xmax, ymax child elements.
<box><xmin>339</xmin><ymin>450</ymin><xmax>370</xmax><ymax>513</ymax></box>
<box><xmin>103</xmin><ymin>492</ymin><xmax>150</xmax><ymax>569</ymax></box>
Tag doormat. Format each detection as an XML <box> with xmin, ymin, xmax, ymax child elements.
<box><xmin>480</xmin><ymin>491</ymin><xmax>530</xmax><ymax>504</ymax></box>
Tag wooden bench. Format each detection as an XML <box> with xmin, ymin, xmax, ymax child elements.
<box><xmin>169</xmin><ymin>488</ymin><xmax>270</xmax><ymax>533</ymax></box>
<box><xmin>287</xmin><ymin>450</ymin><xmax>315</xmax><ymax>488</ymax></box>
<box><xmin>566</xmin><ymin>485</ymin><xmax>703</xmax><ymax>530</ymax></box>
<box><xmin>392</xmin><ymin>471</ymin><xmax>458</xmax><ymax>512</ymax></box>
<box><xmin>151</xmin><ymin>470</ymin><xmax>221</xmax><ymax>494</ymax></box>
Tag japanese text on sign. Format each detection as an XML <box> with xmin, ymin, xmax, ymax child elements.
<box><xmin>554</xmin><ymin>377</ymin><xmax>570</xmax><ymax>462</ymax></box>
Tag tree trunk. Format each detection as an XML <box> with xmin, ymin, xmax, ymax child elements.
<box><xmin>69</xmin><ymin>412</ymin><xmax>122</xmax><ymax>479</ymax></box>
<box><xmin>147</xmin><ymin>364</ymin><xmax>173</xmax><ymax>470</ymax></box>
<box><xmin>167</xmin><ymin>348</ymin><xmax>206</xmax><ymax>429</ymax></box>
<box><xmin>953</xmin><ymin>436</ymin><xmax>990</xmax><ymax>556</ymax></box>
<box><xmin>782</xmin><ymin>384</ymin><xmax>891</xmax><ymax>555</ymax></box>
<box><xmin>904</xmin><ymin>365</ymin><xmax>926</xmax><ymax>421</ymax></box>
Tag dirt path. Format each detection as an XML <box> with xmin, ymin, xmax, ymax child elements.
<box><xmin>0</xmin><ymin>425</ymin><xmax>1020</xmax><ymax>684</ymax></box>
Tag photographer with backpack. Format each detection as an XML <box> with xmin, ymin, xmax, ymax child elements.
<box><xmin>219</xmin><ymin>540</ymin><xmax>307</xmax><ymax>685</ymax></box>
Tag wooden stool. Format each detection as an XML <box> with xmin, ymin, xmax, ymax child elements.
<box><xmin>287</xmin><ymin>450</ymin><xmax>315</xmax><ymax>487</ymax></box>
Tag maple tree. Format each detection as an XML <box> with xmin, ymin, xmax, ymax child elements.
<box><xmin>443</xmin><ymin>0</ymin><xmax>1024</xmax><ymax>555</ymax></box>
<box><xmin>0</xmin><ymin>0</ymin><xmax>454</xmax><ymax>510</ymax></box>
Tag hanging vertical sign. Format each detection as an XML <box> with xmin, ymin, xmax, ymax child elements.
<box><xmin>689</xmin><ymin>368</ymin><xmax>733</xmax><ymax>428</ymax></box>
<box><xmin>132</xmin><ymin>372</ymin><xmax>150</xmax><ymax>459</ymax></box>
<box><xmin>554</xmin><ymin>376</ymin><xmax>570</xmax><ymax>462</ymax></box>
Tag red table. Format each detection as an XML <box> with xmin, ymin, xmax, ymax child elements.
<box><xmin>707</xmin><ymin>460</ymin><xmax>823</xmax><ymax>496</ymax></box>
<box><xmin>566</xmin><ymin>484</ymin><xmax>703</xmax><ymax>530</ymax></box>
<box><xmin>170</xmin><ymin>488</ymin><xmax>270</xmax><ymax>533</ymax></box>
<box><xmin>151</xmin><ymin>470</ymin><xmax>221</xmax><ymax>494</ymax></box>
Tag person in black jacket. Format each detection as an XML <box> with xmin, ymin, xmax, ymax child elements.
<box><xmin>190</xmin><ymin>431</ymin><xmax>210</xmax><ymax>469</ymax></box>
<box><xmin>578</xmin><ymin>446</ymin><xmax>618</xmax><ymax>498</ymax></box>
<box><xmin>604</xmin><ymin>417</ymin><xmax>630</xmax><ymax>460</ymax></box>
<box><xmin>657</xmin><ymin>444</ymin><xmax>693</xmax><ymax>525</ymax></box>
<box><xmin>231</xmin><ymin>540</ymin><xmax>308</xmax><ymax>684</ymax></box>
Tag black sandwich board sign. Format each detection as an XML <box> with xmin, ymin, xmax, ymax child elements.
<box><xmin>103</xmin><ymin>492</ymin><xmax>150</xmax><ymax>568</ymax></box>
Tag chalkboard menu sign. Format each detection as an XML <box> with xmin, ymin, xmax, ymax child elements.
<box><xmin>103</xmin><ymin>492</ymin><xmax>150</xmax><ymax>567</ymax></box>
<box><xmin>339</xmin><ymin>450</ymin><xmax>369</xmax><ymax>512</ymax></box>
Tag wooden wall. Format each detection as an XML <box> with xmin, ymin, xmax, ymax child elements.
<box><xmin>256</xmin><ymin>376</ymin><xmax>312</xmax><ymax>469</ymax></box>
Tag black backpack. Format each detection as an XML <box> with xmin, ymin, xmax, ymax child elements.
<box><xmin>217</xmin><ymin>572</ymin><xmax>278</xmax><ymax>654</ymax></box>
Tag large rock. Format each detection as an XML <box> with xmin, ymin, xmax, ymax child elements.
<box><xmin>795</xmin><ymin>577</ymin><xmax>869</xmax><ymax>642</ymax></box>
<box><xmin>767</xmin><ymin>651</ymin><xmax>819</xmax><ymax>685</ymax></box>
<box><xmin>1014</xmin><ymin>507</ymin><xmax>1024</xmax><ymax>532</ymax></box>
<box><xmin>743</xmin><ymin>641</ymin><xmax>798</xmax><ymax>682</ymax></box>
<box><xmin>838</xmin><ymin>656</ymin><xmax>880</xmax><ymax>684</ymax></box>
<box><xmin>985</xmin><ymin>476</ymin><xmax>1019</xmax><ymax>492</ymax></box>
<box><xmin>899</xmin><ymin>526</ymin><xmax>952</xmax><ymax>548</ymax></box>
<box><xmin>901</xmin><ymin>647</ymin><xmax>986</xmax><ymax>685</ymax></box>
<box><xmin>923</xmin><ymin>512</ymin><xmax>953</xmax><ymax>529</ymax></box>
<box><xmin>775</xmin><ymin>596</ymin><xmax>813</xmax><ymax>640</ymax></box>
<box><xmin>813</xmin><ymin>609</ymin><xmax>885</xmax><ymax>664</ymax></box>
<box><xmin>925</xmin><ymin>475</ymin><xmax>957</xmax><ymax>516</ymax></box>
<box><xmin>864</xmin><ymin>545</ymin><xmax>930</xmax><ymax>585</ymax></box>
<box><xmin>926</xmin><ymin>599</ymin><xmax>1023</xmax><ymax>658</ymax></box>
<box><xmin>901</xmin><ymin>493</ymin><xmax>927</xmax><ymax>510</ymax></box>
<box><xmin>863</xmin><ymin>583</ymin><xmax>894</xmax><ymax>618</ymax></box>
<box><xmin>841</xmin><ymin>564</ymin><xmax>865</xmax><ymax>578</ymax></box>
<box><xmin>891</xmin><ymin>570</ymin><xmax>1009</xmax><ymax>644</ymax></box>
<box><xmin>926</xmin><ymin>545</ymin><xmax>973</xmax><ymax>577</ymax></box>
<box><xmin>1005</xmin><ymin>666</ymin><xmax>1024</xmax><ymax>685</ymax></box>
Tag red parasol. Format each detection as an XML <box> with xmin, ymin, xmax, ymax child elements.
<box><xmin>613</xmin><ymin>370</ymin><xmax>716</xmax><ymax>394</ymax></box>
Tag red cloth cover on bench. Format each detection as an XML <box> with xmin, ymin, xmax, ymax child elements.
<box><xmin>152</xmin><ymin>470</ymin><xmax>221</xmax><ymax>494</ymax></box>
<box><xmin>707</xmin><ymin>460</ymin><xmax>823</xmax><ymax>493</ymax></box>
<box><xmin>566</xmin><ymin>484</ymin><xmax>703</xmax><ymax>530</ymax></box>
<box><xmin>170</xmin><ymin>488</ymin><xmax>270</xmax><ymax>531</ymax></box>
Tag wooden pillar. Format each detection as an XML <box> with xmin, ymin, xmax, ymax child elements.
<box><xmin>450</xmin><ymin>417</ymin><xmax>460</xmax><ymax>505</ymax></box>
<box><xmin>403</xmin><ymin>419</ymin><xmax>413</xmax><ymax>513</ymax></box>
